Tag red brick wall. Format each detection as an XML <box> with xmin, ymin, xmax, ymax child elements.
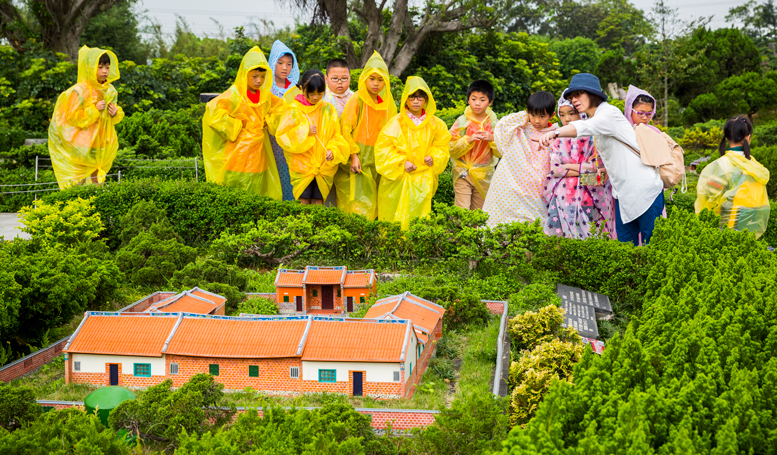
<box><xmin>213</xmin><ymin>304</ymin><xmax>226</xmax><ymax>316</ymax></box>
<box><xmin>167</xmin><ymin>355</ymin><xmax>303</xmax><ymax>393</ymax></box>
<box><xmin>484</xmin><ymin>301</ymin><xmax>505</xmax><ymax>315</ymax></box>
<box><xmin>37</xmin><ymin>401</ymin><xmax>439</xmax><ymax>430</ymax></box>
<box><xmin>0</xmin><ymin>336</ymin><xmax>68</xmax><ymax>384</ymax></box>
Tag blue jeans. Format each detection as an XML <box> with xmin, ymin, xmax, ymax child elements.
<box><xmin>615</xmin><ymin>192</ymin><xmax>664</xmax><ymax>246</ymax></box>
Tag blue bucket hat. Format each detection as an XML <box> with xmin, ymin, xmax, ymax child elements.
<box><xmin>563</xmin><ymin>73</ymin><xmax>608</xmax><ymax>102</ymax></box>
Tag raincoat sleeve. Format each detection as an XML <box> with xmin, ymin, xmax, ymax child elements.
<box><xmin>695</xmin><ymin>160</ymin><xmax>729</xmax><ymax>213</ymax></box>
<box><xmin>65</xmin><ymin>88</ymin><xmax>101</xmax><ymax>129</ymax></box>
<box><xmin>374</xmin><ymin>117</ymin><xmax>407</xmax><ymax>181</ymax></box>
<box><xmin>340</xmin><ymin>97</ymin><xmax>361</xmax><ymax>156</ymax></box>
<box><xmin>276</xmin><ymin>107</ymin><xmax>316</xmax><ymax>154</ymax></box>
<box><xmin>266</xmin><ymin>94</ymin><xmax>285</xmax><ymax>135</ymax></box>
<box><xmin>429</xmin><ymin>117</ymin><xmax>452</xmax><ymax>174</ymax></box>
<box><xmin>205</xmin><ymin>95</ymin><xmax>244</xmax><ymax>143</ymax></box>
<box><xmin>548</xmin><ymin>142</ymin><xmax>569</xmax><ymax>178</ymax></box>
<box><xmin>449</xmin><ymin>117</ymin><xmax>473</xmax><ymax>160</ymax></box>
<box><xmin>111</xmin><ymin>105</ymin><xmax>125</xmax><ymax>125</ymax></box>
<box><xmin>324</xmin><ymin>117</ymin><xmax>350</xmax><ymax>165</ymax></box>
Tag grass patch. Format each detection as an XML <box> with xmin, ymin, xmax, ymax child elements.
<box><xmin>10</xmin><ymin>356</ymin><xmax>100</xmax><ymax>401</ymax></box>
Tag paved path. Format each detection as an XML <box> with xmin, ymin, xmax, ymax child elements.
<box><xmin>0</xmin><ymin>213</ymin><xmax>30</xmax><ymax>241</ymax></box>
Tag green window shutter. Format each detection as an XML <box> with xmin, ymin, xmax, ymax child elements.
<box><xmin>283</xmin><ymin>295</ymin><xmax>289</xmax><ymax>303</ymax></box>
<box><xmin>337</xmin><ymin>288</ymin><xmax>341</xmax><ymax>297</ymax></box>
<box><xmin>134</xmin><ymin>363</ymin><xmax>151</xmax><ymax>377</ymax></box>
<box><xmin>359</xmin><ymin>296</ymin><xmax>365</xmax><ymax>303</ymax></box>
<box><xmin>313</xmin><ymin>289</ymin><xmax>318</xmax><ymax>297</ymax></box>
<box><xmin>248</xmin><ymin>365</ymin><xmax>259</xmax><ymax>377</ymax></box>
<box><xmin>209</xmin><ymin>364</ymin><xmax>219</xmax><ymax>376</ymax></box>
<box><xmin>318</xmin><ymin>369</ymin><xmax>336</xmax><ymax>382</ymax></box>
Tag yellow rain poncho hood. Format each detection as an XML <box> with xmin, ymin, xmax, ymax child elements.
<box><xmin>48</xmin><ymin>46</ymin><xmax>124</xmax><ymax>188</ymax></box>
<box><xmin>374</xmin><ymin>76</ymin><xmax>451</xmax><ymax>229</ymax></box>
<box><xmin>449</xmin><ymin>106</ymin><xmax>500</xmax><ymax>199</ymax></box>
<box><xmin>696</xmin><ymin>151</ymin><xmax>771</xmax><ymax>238</ymax></box>
<box><xmin>202</xmin><ymin>46</ymin><xmax>283</xmax><ymax>198</ymax></box>
<box><xmin>275</xmin><ymin>93</ymin><xmax>350</xmax><ymax>200</ymax></box>
<box><xmin>335</xmin><ymin>51</ymin><xmax>397</xmax><ymax>219</ymax></box>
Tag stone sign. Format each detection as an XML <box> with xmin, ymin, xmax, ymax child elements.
<box><xmin>556</xmin><ymin>284</ymin><xmax>613</xmax><ymax>318</ymax></box>
<box><xmin>556</xmin><ymin>284</ymin><xmax>614</xmax><ymax>340</ymax></box>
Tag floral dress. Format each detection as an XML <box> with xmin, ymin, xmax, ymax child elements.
<box><xmin>543</xmin><ymin>136</ymin><xmax>615</xmax><ymax>239</ymax></box>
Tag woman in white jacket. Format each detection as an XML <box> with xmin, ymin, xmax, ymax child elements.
<box><xmin>539</xmin><ymin>73</ymin><xmax>664</xmax><ymax>246</ymax></box>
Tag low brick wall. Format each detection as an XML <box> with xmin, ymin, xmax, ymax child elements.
<box><xmin>483</xmin><ymin>300</ymin><xmax>506</xmax><ymax>315</ymax></box>
<box><xmin>0</xmin><ymin>336</ymin><xmax>70</xmax><ymax>383</ymax></box>
<box><xmin>36</xmin><ymin>401</ymin><xmax>439</xmax><ymax>430</ymax></box>
<box><xmin>119</xmin><ymin>291</ymin><xmax>176</xmax><ymax>313</ymax></box>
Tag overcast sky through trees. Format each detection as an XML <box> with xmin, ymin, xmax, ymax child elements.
<box><xmin>141</xmin><ymin>0</ymin><xmax>747</xmax><ymax>41</ymax></box>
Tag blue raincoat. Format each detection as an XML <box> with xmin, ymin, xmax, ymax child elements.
<box><xmin>267</xmin><ymin>40</ymin><xmax>300</xmax><ymax>200</ymax></box>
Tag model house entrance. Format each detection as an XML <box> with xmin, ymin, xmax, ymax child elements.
<box><xmin>109</xmin><ymin>364</ymin><xmax>119</xmax><ymax>385</ymax></box>
<box><xmin>321</xmin><ymin>285</ymin><xmax>334</xmax><ymax>310</ymax></box>
<box><xmin>352</xmin><ymin>371</ymin><xmax>363</xmax><ymax>396</ymax></box>
<box><xmin>296</xmin><ymin>296</ymin><xmax>303</xmax><ymax>312</ymax></box>
<box><xmin>346</xmin><ymin>296</ymin><xmax>354</xmax><ymax>312</ymax></box>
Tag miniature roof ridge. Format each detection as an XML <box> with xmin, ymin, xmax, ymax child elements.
<box><xmin>153</xmin><ymin>290</ymin><xmax>217</xmax><ymax>312</ymax></box>
<box><xmin>189</xmin><ymin>286</ymin><xmax>226</xmax><ymax>300</ymax></box>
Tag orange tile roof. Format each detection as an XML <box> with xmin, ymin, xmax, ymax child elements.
<box><xmin>365</xmin><ymin>293</ymin><xmax>445</xmax><ymax>343</ymax></box>
<box><xmin>305</xmin><ymin>268</ymin><xmax>344</xmax><ymax>284</ymax></box>
<box><xmin>302</xmin><ymin>319</ymin><xmax>408</xmax><ymax>362</ymax></box>
<box><xmin>165</xmin><ymin>318</ymin><xmax>308</xmax><ymax>358</ymax></box>
<box><xmin>344</xmin><ymin>271</ymin><xmax>373</xmax><ymax>288</ymax></box>
<box><xmin>192</xmin><ymin>289</ymin><xmax>226</xmax><ymax>306</ymax></box>
<box><xmin>156</xmin><ymin>295</ymin><xmax>216</xmax><ymax>314</ymax></box>
<box><xmin>66</xmin><ymin>315</ymin><xmax>177</xmax><ymax>356</ymax></box>
<box><xmin>277</xmin><ymin>270</ymin><xmax>304</xmax><ymax>286</ymax></box>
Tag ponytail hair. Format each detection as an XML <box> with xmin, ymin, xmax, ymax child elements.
<box><xmin>298</xmin><ymin>69</ymin><xmax>326</xmax><ymax>95</ymax></box>
<box><xmin>720</xmin><ymin>116</ymin><xmax>753</xmax><ymax>160</ymax></box>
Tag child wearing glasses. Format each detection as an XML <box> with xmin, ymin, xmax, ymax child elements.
<box><xmin>374</xmin><ymin>76</ymin><xmax>451</xmax><ymax>229</ymax></box>
<box><xmin>323</xmin><ymin>58</ymin><xmax>354</xmax><ymax>116</ymax></box>
<box><xmin>275</xmin><ymin>69</ymin><xmax>349</xmax><ymax>205</ymax></box>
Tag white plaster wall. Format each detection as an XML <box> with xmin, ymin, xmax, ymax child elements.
<box><xmin>302</xmin><ymin>361</ymin><xmax>402</xmax><ymax>383</ymax></box>
<box><xmin>403</xmin><ymin>332</ymin><xmax>418</xmax><ymax>376</ymax></box>
<box><xmin>72</xmin><ymin>353</ymin><xmax>166</xmax><ymax>376</ymax></box>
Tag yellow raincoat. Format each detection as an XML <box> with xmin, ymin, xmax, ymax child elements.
<box><xmin>696</xmin><ymin>150</ymin><xmax>771</xmax><ymax>238</ymax></box>
<box><xmin>335</xmin><ymin>51</ymin><xmax>397</xmax><ymax>219</ymax></box>
<box><xmin>374</xmin><ymin>77</ymin><xmax>451</xmax><ymax>229</ymax></box>
<box><xmin>283</xmin><ymin>86</ymin><xmax>302</xmax><ymax>104</ymax></box>
<box><xmin>449</xmin><ymin>107</ymin><xmax>500</xmax><ymax>200</ymax></box>
<box><xmin>202</xmin><ymin>47</ymin><xmax>284</xmax><ymax>198</ymax></box>
<box><xmin>275</xmin><ymin>95</ymin><xmax>349</xmax><ymax>200</ymax></box>
<box><xmin>48</xmin><ymin>46</ymin><xmax>124</xmax><ymax>188</ymax></box>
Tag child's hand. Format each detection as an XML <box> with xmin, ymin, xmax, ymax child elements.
<box><xmin>481</xmin><ymin>131</ymin><xmax>494</xmax><ymax>142</ymax></box>
<box><xmin>309</xmin><ymin>124</ymin><xmax>317</xmax><ymax>135</ymax></box>
<box><xmin>107</xmin><ymin>103</ymin><xmax>118</xmax><ymax>117</ymax></box>
<box><xmin>96</xmin><ymin>101</ymin><xmax>106</xmax><ymax>111</ymax></box>
<box><xmin>404</xmin><ymin>161</ymin><xmax>417</xmax><ymax>173</ymax></box>
<box><xmin>326</xmin><ymin>150</ymin><xmax>334</xmax><ymax>161</ymax></box>
<box><xmin>424</xmin><ymin>156</ymin><xmax>434</xmax><ymax>167</ymax></box>
<box><xmin>350</xmin><ymin>154</ymin><xmax>362</xmax><ymax>173</ymax></box>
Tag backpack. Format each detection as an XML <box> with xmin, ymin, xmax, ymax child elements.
<box><xmin>616</xmin><ymin>124</ymin><xmax>686</xmax><ymax>191</ymax></box>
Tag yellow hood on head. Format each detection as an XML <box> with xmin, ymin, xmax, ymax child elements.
<box><xmin>77</xmin><ymin>46</ymin><xmax>119</xmax><ymax>88</ymax></box>
<box><xmin>235</xmin><ymin>46</ymin><xmax>273</xmax><ymax>104</ymax></box>
<box><xmin>727</xmin><ymin>151</ymin><xmax>770</xmax><ymax>184</ymax></box>
<box><xmin>358</xmin><ymin>51</ymin><xmax>394</xmax><ymax>111</ymax></box>
<box><xmin>400</xmin><ymin>76</ymin><xmax>436</xmax><ymax>125</ymax></box>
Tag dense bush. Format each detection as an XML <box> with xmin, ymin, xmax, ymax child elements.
<box><xmin>497</xmin><ymin>209</ymin><xmax>777</xmax><ymax>453</ymax></box>
<box><xmin>115</xmin><ymin>226</ymin><xmax>197</xmax><ymax>288</ymax></box>
<box><xmin>17</xmin><ymin>198</ymin><xmax>103</xmax><ymax>249</ymax></box>
<box><xmin>109</xmin><ymin>373</ymin><xmax>235</xmax><ymax>447</ymax></box>
<box><xmin>237</xmin><ymin>296</ymin><xmax>278</xmax><ymax>316</ymax></box>
<box><xmin>0</xmin><ymin>384</ymin><xmax>42</xmax><ymax>431</ymax></box>
<box><xmin>507</xmin><ymin>283</ymin><xmax>560</xmax><ymax>315</ymax></box>
<box><xmin>114</xmin><ymin>104</ymin><xmax>205</xmax><ymax>158</ymax></box>
<box><xmin>508</xmin><ymin>305</ymin><xmax>578</xmax><ymax>353</ymax></box>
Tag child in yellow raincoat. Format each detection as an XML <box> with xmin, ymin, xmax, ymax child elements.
<box><xmin>201</xmin><ymin>46</ymin><xmax>284</xmax><ymax>198</ymax></box>
<box><xmin>276</xmin><ymin>69</ymin><xmax>349</xmax><ymax>204</ymax></box>
<box><xmin>335</xmin><ymin>51</ymin><xmax>397</xmax><ymax>219</ymax></box>
<box><xmin>374</xmin><ymin>77</ymin><xmax>451</xmax><ymax>229</ymax></box>
<box><xmin>696</xmin><ymin>116</ymin><xmax>770</xmax><ymax>238</ymax></box>
<box><xmin>48</xmin><ymin>46</ymin><xmax>124</xmax><ymax>188</ymax></box>
<box><xmin>449</xmin><ymin>79</ymin><xmax>500</xmax><ymax>210</ymax></box>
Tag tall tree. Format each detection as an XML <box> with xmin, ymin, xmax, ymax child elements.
<box><xmin>0</xmin><ymin>0</ymin><xmax>123</xmax><ymax>59</ymax></box>
<box><xmin>287</xmin><ymin>0</ymin><xmax>505</xmax><ymax>76</ymax></box>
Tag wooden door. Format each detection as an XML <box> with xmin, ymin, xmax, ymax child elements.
<box><xmin>295</xmin><ymin>296</ymin><xmax>303</xmax><ymax>312</ymax></box>
<box><xmin>109</xmin><ymin>364</ymin><xmax>119</xmax><ymax>386</ymax></box>
<box><xmin>352</xmin><ymin>372</ymin><xmax>363</xmax><ymax>396</ymax></box>
<box><xmin>321</xmin><ymin>285</ymin><xmax>334</xmax><ymax>310</ymax></box>
<box><xmin>346</xmin><ymin>296</ymin><xmax>354</xmax><ymax>313</ymax></box>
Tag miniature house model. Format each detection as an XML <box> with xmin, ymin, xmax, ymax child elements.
<box><xmin>274</xmin><ymin>266</ymin><xmax>376</xmax><ymax>314</ymax></box>
<box><xmin>64</xmin><ymin>288</ymin><xmax>444</xmax><ymax>400</ymax></box>
<box><xmin>118</xmin><ymin>287</ymin><xmax>226</xmax><ymax>315</ymax></box>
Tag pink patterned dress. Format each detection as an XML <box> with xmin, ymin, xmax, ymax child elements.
<box><xmin>542</xmin><ymin>137</ymin><xmax>615</xmax><ymax>239</ymax></box>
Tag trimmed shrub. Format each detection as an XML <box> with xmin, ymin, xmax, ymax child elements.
<box><xmin>237</xmin><ymin>297</ymin><xmax>278</xmax><ymax>316</ymax></box>
<box><xmin>508</xmin><ymin>305</ymin><xmax>579</xmax><ymax>353</ymax></box>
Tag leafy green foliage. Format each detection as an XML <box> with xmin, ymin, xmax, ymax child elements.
<box><xmin>237</xmin><ymin>296</ymin><xmax>278</xmax><ymax>316</ymax></box>
<box><xmin>115</xmin><ymin>226</ymin><xmax>197</xmax><ymax>288</ymax></box>
<box><xmin>408</xmin><ymin>394</ymin><xmax>510</xmax><ymax>455</ymax></box>
<box><xmin>507</xmin><ymin>283</ymin><xmax>560</xmax><ymax>315</ymax></box>
<box><xmin>508</xmin><ymin>305</ymin><xmax>578</xmax><ymax>352</ymax></box>
<box><xmin>717</xmin><ymin>71</ymin><xmax>777</xmax><ymax>119</ymax></box>
<box><xmin>0</xmin><ymin>383</ymin><xmax>42</xmax><ymax>431</ymax></box>
<box><xmin>548</xmin><ymin>37</ymin><xmax>601</xmax><ymax>78</ymax></box>
<box><xmin>17</xmin><ymin>198</ymin><xmax>104</xmax><ymax>249</ymax></box>
<box><xmin>114</xmin><ymin>104</ymin><xmax>205</xmax><ymax>158</ymax></box>
<box><xmin>498</xmin><ymin>209</ymin><xmax>777</xmax><ymax>453</ymax></box>
<box><xmin>0</xmin><ymin>408</ymin><xmax>130</xmax><ymax>454</ymax></box>
<box><xmin>109</xmin><ymin>373</ymin><xmax>235</xmax><ymax>447</ymax></box>
<box><xmin>751</xmin><ymin>146</ymin><xmax>777</xmax><ymax>199</ymax></box>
